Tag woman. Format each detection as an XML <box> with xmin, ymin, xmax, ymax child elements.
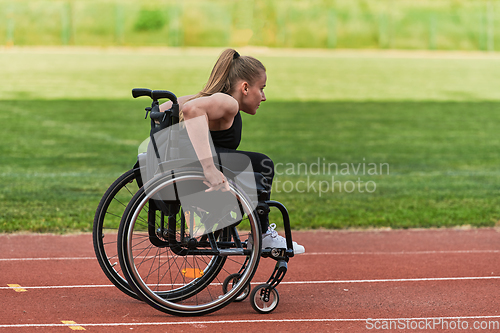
<box><xmin>160</xmin><ymin>48</ymin><xmax>304</xmax><ymax>254</ymax></box>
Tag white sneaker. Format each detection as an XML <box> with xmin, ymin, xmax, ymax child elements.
<box><xmin>260</xmin><ymin>223</ymin><xmax>305</xmax><ymax>254</ymax></box>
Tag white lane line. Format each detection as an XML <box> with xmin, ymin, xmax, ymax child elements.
<box><xmin>1</xmin><ymin>315</ymin><xmax>500</xmax><ymax>328</ymax></box>
<box><xmin>7</xmin><ymin>284</ymin><xmax>27</xmax><ymax>292</ymax></box>
<box><xmin>302</xmin><ymin>250</ymin><xmax>500</xmax><ymax>255</ymax></box>
<box><xmin>1</xmin><ymin>249</ymin><xmax>498</xmax><ymax>262</ymax></box>
<box><xmin>0</xmin><ymin>257</ymin><xmax>96</xmax><ymax>262</ymax></box>
<box><xmin>0</xmin><ymin>284</ymin><xmax>112</xmax><ymax>290</ymax></box>
<box><xmin>2</xmin><ymin>276</ymin><xmax>500</xmax><ymax>291</ymax></box>
<box><xmin>282</xmin><ymin>276</ymin><xmax>500</xmax><ymax>284</ymax></box>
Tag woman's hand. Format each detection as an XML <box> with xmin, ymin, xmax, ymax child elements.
<box><xmin>203</xmin><ymin>165</ymin><xmax>230</xmax><ymax>192</ymax></box>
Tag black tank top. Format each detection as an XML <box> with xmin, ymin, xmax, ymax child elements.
<box><xmin>210</xmin><ymin>111</ymin><xmax>242</xmax><ymax>150</ymax></box>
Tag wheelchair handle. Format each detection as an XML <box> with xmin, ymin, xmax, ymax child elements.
<box><xmin>133</xmin><ymin>87</ymin><xmax>181</xmax><ymax>163</ymax></box>
<box><xmin>132</xmin><ymin>88</ymin><xmax>152</xmax><ymax>99</ymax></box>
<box><xmin>132</xmin><ymin>88</ymin><xmax>178</xmax><ymax>105</ymax></box>
<box><xmin>133</xmin><ymin>88</ymin><xmax>180</xmax><ymax>125</ymax></box>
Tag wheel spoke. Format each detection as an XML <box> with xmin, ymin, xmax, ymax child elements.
<box><xmin>118</xmin><ymin>172</ymin><xmax>262</xmax><ymax>315</ymax></box>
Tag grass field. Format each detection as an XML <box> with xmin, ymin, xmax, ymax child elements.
<box><xmin>1</xmin><ymin>47</ymin><xmax>500</xmax><ymax>232</ymax></box>
<box><xmin>2</xmin><ymin>0</ymin><xmax>500</xmax><ymax>51</ymax></box>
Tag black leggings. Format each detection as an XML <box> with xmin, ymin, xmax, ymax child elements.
<box><xmin>214</xmin><ymin>146</ymin><xmax>274</xmax><ymax>232</ymax></box>
<box><xmin>178</xmin><ymin>134</ymin><xmax>274</xmax><ymax>232</ymax></box>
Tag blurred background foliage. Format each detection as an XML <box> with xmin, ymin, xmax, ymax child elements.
<box><xmin>0</xmin><ymin>0</ymin><xmax>499</xmax><ymax>51</ymax></box>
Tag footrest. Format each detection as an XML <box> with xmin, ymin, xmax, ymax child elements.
<box><xmin>261</xmin><ymin>248</ymin><xmax>291</xmax><ymax>260</ymax></box>
<box><xmin>266</xmin><ymin>259</ymin><xmax>288</xmax><ymax>289</ymax></box>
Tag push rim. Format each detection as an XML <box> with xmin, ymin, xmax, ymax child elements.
<box><xmin>120</xmin><ymin>171</ymin><xmax>261</xmax><ymax>315</ymax></box>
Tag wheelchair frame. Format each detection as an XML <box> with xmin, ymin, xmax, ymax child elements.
<box><xmin>92</xmin><ymin>88</ymin><xmax>295</xmax><ymax>315</ymax></box>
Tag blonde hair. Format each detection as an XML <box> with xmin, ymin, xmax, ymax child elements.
<box><xmin>180</xmin><ymin>49</ymin><xmax>266</xmax><ymax>122</ymax></box>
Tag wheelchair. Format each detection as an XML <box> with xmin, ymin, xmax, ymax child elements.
<box><xmin>93</xmin><ymin>89</ymin><xmax>296</xmax><ymax>316</ymax></box>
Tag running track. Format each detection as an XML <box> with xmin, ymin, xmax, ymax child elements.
<box><xmin>1</xmin><ymin>228</ymin><xmax>500</xmax><ymax>332</ymax></box>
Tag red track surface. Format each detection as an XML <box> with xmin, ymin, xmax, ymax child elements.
<box><xmin>1</xmin><ymin>228</ymin><xmax>500</xmax><ymax>332</ymax></box>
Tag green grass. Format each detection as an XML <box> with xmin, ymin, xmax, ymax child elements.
<box><xmin>252</xmin><ymin>101</ymin><xmax>500</xmax><ymax>229</ymax></box>
<box><xmin>2</xmin><ymin>0</ymin><xmax>500</xmax><ymax>51</ymax></box>
<box><xmin>2</xmin><ymin>48</ymin><xmax>500</xmax><ymax>101</ymax></box>
<box><xmin>1</xmin><ymin>48</ymin><xmax>500</xmax><ymax>232</ymax></box>
<box><xmin>1</xmin><ymin>99</ymin><xmax>500</xmax><ymax>232</ymax></box>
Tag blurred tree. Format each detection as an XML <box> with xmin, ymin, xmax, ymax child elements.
<box><xmin>134</xmin><ymin>7</ymin><xmax>165</xmax><ymax>32</ymax></box>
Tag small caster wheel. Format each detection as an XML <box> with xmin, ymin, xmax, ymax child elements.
<box><xmin>250</xmin><ymin>283</ymin><xmax>279</xmax><ymax>314</ymax></box>
<box><xmin>222</xmin><ymin>274</ymin><xmax>250</xmax><ymax>302</ymax></box>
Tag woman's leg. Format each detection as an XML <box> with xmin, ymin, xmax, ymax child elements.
<box><xmin>214</xmin><ymin>147</ymin><xmax>274</xmax><ymax>232</ymax></box>
<box><xmin>214</xmin><ymin>147</ymin><xmax>305</xmax><ymax>254</ymax></box>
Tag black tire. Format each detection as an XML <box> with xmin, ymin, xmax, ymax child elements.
<box><xmin>93</xmin><ymin>169</ymin><xmax>141</xmax><ymax>299</ymax></box>
<box><xmin>118</xmin><ymin>169</ymin><xmax>261</xmax><ymax>316</ymax></box>
<box><xmin>250</xmin><ymin>284</ymin><xmax>280</xmax><ymax>314</ymax></box>
<box><xmin>222</xmin><ymin>273</ymin><xmax>251</xmax><ymax>302</ymax></box>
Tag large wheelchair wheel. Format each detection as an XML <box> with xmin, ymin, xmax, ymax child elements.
<box><xmin>93</xmin><ymin>168</ymin><xmax>142</xmax><ymax>299</ymax></box>
<box><xmin>118</xmin><ymin>169</ymin><xmax>262</xmax><ymax>316</ymax></box>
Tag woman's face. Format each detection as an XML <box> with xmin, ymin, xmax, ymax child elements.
<box><xmin>241</xmin><ymin>72</ymin><xmax>267</xmax><ymax>115</ymax></box>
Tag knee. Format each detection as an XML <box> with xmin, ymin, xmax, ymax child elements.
<box><xmin>258</xmin><ymin>155</ymin><xmax>274</xmax><ymax>178</ymax></box>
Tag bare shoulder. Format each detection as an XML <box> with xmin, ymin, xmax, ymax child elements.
<box><xmin>209</xmin><ymin>93</ymin><xmax>239</xmax><ymax>112</ymax></box>
<box><xmin>185</xmin><ymin>93</ymin><xmax>238</xmax><ymax>121</ymax></box>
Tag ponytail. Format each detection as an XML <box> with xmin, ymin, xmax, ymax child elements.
<box><xmin>179</xmin><ymin>48</ymin><xmax>266</xmax><ymax>122</ymax></box>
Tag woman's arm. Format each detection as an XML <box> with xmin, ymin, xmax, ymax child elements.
<box><xmin>159</xmin><ymin>95</ymin><xmax>195</xmax><ymax>112</ymax></box>
<box><xmin>180</xmin><ymin>93</ymin><xmax>239</xmax><ymax>192</ymax></box>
